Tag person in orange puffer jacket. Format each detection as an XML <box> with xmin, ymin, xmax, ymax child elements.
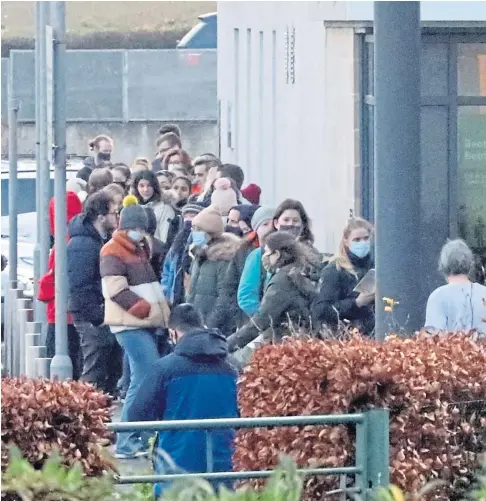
<box><xmin>38</xmin><ymin>191</ymin><xmax>84</xmax><ymax>379</ymax></box>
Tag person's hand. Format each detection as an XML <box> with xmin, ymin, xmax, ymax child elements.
<box><xmin>204</xmin><ymin>166</ymin><xmax>219</xmax><ymax>192</ymax></box>
<box><xmin>356</xmin><ymin>291</ymin><xmax>375</xmax><ymax>308</ymax></box>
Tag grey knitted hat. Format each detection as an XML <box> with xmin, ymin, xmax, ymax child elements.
<box><xmin>251</xmin><ymin>206</ymin><xmax>275</xmax><ymax>232</ymax></box>
<box><xmin>119</xmin><ymin>196</ymin><xmax>149</xmax><ymax>231</ymax></box>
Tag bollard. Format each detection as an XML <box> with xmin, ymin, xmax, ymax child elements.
<box><xmin>4</xmin><ymin>283</ymin><xmax>19</xmax><ymax>375</ymax></box>
<box><xmin>7</xmin><ymin>287</ymin><xmax>22</xmax><ymax>376</ymax></box>
<box><xmin>36</xmin><ymin>357</ymin><xmax>51</xmax><ymax>378</ymax></box>
<box><xmin>25</xmin><ymin>334</ymin><xmax>42</xmax><ymax>377</ymax></box>
<box><xmin>16</xmin><ymin>299</ymin><xmax>30</xmax><ymax>376</ymax></box>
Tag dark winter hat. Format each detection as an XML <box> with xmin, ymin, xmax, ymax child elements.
<box><xmin>144</xmin><ymin>207</ymin><xmax>157</xmax><ymax>236</ymax></box>
<box><xmin>241</xmin><ymin>184</ymin><xmax>262</xmax><ymax>205</ymax></box>
<box><xmin>181</xmin><ymin>202</ymin><xmax>205</xmax><ymax>217</ymax></box>
<box><xmin>232</xmin><ymin>204</ymin><xmax>260</xmax><ymax>228</ymax></box>
<box><xmin>119</xmin><ymin>195</ymin><xmax>149</xmax><ymax>231</ymax></box>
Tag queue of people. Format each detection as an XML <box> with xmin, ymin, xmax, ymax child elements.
<box><xmin>37</xmin><ymin>126</ymin><xmax>486</xmax><ymax>485</ymax></box>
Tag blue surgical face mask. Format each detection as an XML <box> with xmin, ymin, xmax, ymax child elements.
<box><xmin>349</xmin><ymin>240</ymin><xmax>371</xmax><ymax>259</ymax></box>
<box><xmin>192</xmin><ymin>230</ymin><xmax>208</xmax><ymax>248</ymax></box>
<box><xmin>127</xmin><ymin>230</ymin><xmax>144</xmax><ymax>242</ymax></box>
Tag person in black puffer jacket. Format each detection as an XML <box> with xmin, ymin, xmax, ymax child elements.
<box><xmin>312</xmin><ymin>217</ymin><xmax>375</xmax><ymax>336</ymax></box>
<box><xmin>76</xmin><ymin>135</ymin><xmax>113</xmax><ymax>183</ymax></box>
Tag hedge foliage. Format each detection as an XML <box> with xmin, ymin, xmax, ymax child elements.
<box><xmin>1</xmin><ymin>378</ymin><xmax>114</xmax><ymax>476</ymax></box>
<box><xmin>235</xmin><ymin>334</ymin><xmax>486</xmax><ymax>500</ymax></box>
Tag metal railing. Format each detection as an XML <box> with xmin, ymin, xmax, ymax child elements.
<box><xmin>109</xmin><ymin>410</ymin><xmax>390</xmax><ymax>499</ymax></box>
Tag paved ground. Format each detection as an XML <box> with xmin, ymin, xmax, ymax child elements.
<box><xmin>110</xmin><ymin>402</ymin><xmax>152</xmax><ymax>491</ymax></box>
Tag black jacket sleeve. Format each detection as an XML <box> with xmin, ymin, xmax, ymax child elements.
<box><xmin>67</xmin><ymin>239</ymin><xmax>104</xmax><ymax>326</ymax></box>
<box><xmin>207</xmin><ymin>257</ymin><xmax>240</xmax><ymax>333</ymax></box>
<box><xmin>312</xmin><ymin>264</ymin><xmax>360</xmax><ymax>328</ymax></box>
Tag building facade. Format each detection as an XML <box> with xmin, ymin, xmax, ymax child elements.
<box><xmin>217</xmin><ymin>1</ymin><xmax>486</xmax><ymax>316</ymax></box>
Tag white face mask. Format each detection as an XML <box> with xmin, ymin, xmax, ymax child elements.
<box><xmin>127</xmin><ymin>230</ymin><xmax>144</xmax><ymax>242</ymax></box>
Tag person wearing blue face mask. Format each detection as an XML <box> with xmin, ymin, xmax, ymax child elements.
<box><xmin>100</xmin><ymin>195</ymin><xmax>171</xmax><ymax>459</ymax></box>
<box><xmin>186</xmin><ymin>206</ymin><xmax>242</xmax><ymax>325</ymax></box>
<box><xmin>312</xmin><ymin>217</ymin><xmax>375</xmax><ymax>336</ymax></box>
<box><xmin>160</xmin><ymin>203</ymin><xmax>205</xmax><ymax>307</ymax></box>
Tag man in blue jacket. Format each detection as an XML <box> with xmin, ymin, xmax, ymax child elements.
<box><xmin>67</xmin><ymin>191</ymin><xmax>121</xmax><ymax>395</ymax></box>
<box><xmin>127</xmin><ymin>303</ymin><xmax>238</xmax><ymax>496</ymax></box>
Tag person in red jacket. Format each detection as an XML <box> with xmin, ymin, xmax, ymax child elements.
<box><xmin>38</xmin><ymin>191</ymin><xmax>84</xmax><ymax>379</ymax></box>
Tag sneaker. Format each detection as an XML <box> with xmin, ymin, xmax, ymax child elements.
<box><xmin>115</xmin><ymin>450</ymin><xmax>149</xmax><ymax>460</ymax></box>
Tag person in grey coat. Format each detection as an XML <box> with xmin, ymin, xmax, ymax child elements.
<box><xmin>425</xmin><ymin>239</ymin><xmax>486</xmax><ymax>335</ymax></box>
<box><xmin>227</xmin><ymin>231</ymin><xmax>319</xmax><ymax>362</ymax></box>
<box><xmin>187</xmin><ymin>206</ymin><xmax>242</xmax><ymax>325</ymax></box>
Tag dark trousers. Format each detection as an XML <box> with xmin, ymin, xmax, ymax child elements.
<box><xmin>74</xmin><ymin>321</ymin><xmax>123</xmax><ymax>396</ymax></box>
<box><xmin>46</xmin><ymin>323</ymin><xmax>83</xmax><ymax>380</ymax></box>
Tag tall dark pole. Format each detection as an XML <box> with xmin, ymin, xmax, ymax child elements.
<box><xmin>374</xmin><ymin>2</ymin><xmax>421</xmax><ymax>340</ymax></box>
<box><xmin>50</xmin><ymin>1</ymin><xmax>72</xmax><ymax>380</ymax></box>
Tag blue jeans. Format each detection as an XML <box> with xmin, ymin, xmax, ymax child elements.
<box><xmin>115</xmin><ymin>329</ymin><xmax>159</xmax><ymax>456</ymax></box>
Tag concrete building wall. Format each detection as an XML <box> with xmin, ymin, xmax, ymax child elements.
<box><xmin>1</xmin><ymin>121</ymin><xmax>218</xmax><ymax>164</ymax></box>
<box><xmin>217</xmin><ymin>1</ymin><xmax>357</xmax><ymax>253</ymax></box>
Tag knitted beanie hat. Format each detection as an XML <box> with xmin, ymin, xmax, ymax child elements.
<box><xmin>119</xmin><ymin>195</ymin><xmax>149</xmax><ymax>231</ymax></box>
<box><xmin>241</xmin><ymin>184</ymin><xmax>262</xmax><ymax>205</ymax></box>
<box><xmin>211</xmin><ymin>177</ymin><xmax>238</xmax><ymax>216</ymax></box>
<box><xmin>251</xmin><ymin>206</ymin><xmax>275</xmax><ymax>232</ymax></box>
<box><xmin>181</xmin><ymin>202</ymin><xmax>205</xmax><ymax>217</ymax></box>
<box><xmin>192</xmin><ymin>206</ymin><xmax>224</xmax><ymax>237</ymax></box>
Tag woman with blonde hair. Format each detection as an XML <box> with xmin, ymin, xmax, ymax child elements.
<box><xmin>87</xmin><ymin>167</ymin><xmax>113</xmax><ymax>196</ymax></box>
<box><xmin>312</xmin><ymin>217</ymin><xmax>375</xmax><ymax>335</ymax></box>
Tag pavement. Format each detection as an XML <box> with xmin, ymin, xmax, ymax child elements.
<box><xmin>110</xmin><ymin>402</ymin><xmax>152</xmax><ymax>489</ymax></box>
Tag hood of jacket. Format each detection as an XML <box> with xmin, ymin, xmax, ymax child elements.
<box><xmin>203</xmin><ymin>233</ymin><xmax>241</xmax><ymax>262</ymax></box>
<box><xmin>83</xmin><ymin>156</ymin><xmax>96</xmax><ymax>170</ymax></box>
<box><xmin>175</xmin><ymin>328</ymin><xmax>229</xmax><ymax>362</ymax></box>
<box><xmin>49</xmin><ymin>191</ymin><xmax>83</xmax><ymax>237</ymax></box>
<box><xmin>68</xmin><ymin>214</ymin><xmax>103</xmax><ymax>242</ymax></box>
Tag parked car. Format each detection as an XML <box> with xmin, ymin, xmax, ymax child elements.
<box><xmin>177</xmin><ymin>12</ymin><xmax>217</xmax><ymax>49</ymax></box>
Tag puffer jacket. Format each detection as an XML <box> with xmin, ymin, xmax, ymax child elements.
<box><xmin>208</xmin><ymin>234</ymin><xmax>259</xmax><ymax>335</ymax></box>
<box><xmin>186</xmin><ymin>233</ymin><xmax>241</xmax><ymax>324</ymax></box>
<box><xmin>227</xmin><ymin>264</ymin><xmax>318</xmax><ymax>355</ymax></box>
<box><xmin>76</xmin><ymin>156</ymin><xmax>96</xmax><ymax>183</ymax></box>
<box><xmin>100</xmin><ymin>230</ymin><xmax>170</xmax><ymax>333</ymax></box>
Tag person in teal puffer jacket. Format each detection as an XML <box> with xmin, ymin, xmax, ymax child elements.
<box><xmin>237</xmin><ymin>207</ymin><xmax>275</xmax><ymax>316</ymax></box>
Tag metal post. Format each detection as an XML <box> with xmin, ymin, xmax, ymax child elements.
<box><xmin>8</xmin><ymin>82</ymin><xmax>19</xmax><ymax>285</ymax></box>
<box><xmin>34</xmin><ymin>2</ymin><xmax>42</xmax><ymax>315</ymax></box>
<box><xmin>374</xmin><ymin>1</ymin><xmax>421</xmax><ymax>339</ymax></box>
<box><xmin>50</xmin><ymin>1</ymin><xmax>72</xmax><ymax>380</ymax></box>
<box><xmin>38</xmin><ymin>2</ymin><xmax>51</xmax><ymax>327</ymax></box>
<box><xmin>365</xmin><ymin>409</ymin><xmax>390</xmax><ymax>491</ymax></box>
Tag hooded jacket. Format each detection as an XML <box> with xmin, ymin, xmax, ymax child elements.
<box><xmin>39</xmin><ymin>192</ymin><xmax>83</xmax><ymax>324</ymax></box>
<box><xmin>208</xmin><ymin>233</ymin><xmax>259</xmax><ymax>335</ymax></box>
<box><xmin>186</xmin><ymin>233</ymin><xmax>241</xmax><ymax>324</ymax></box>
<box><xmin>67</xmin><ymin>214</ymin><xmax>106</xmax><ymax>326</ymax></box>
<box><xmin>311</xmin><ymin>252</ymin><xmax>374</xmax><ymax>334</ymax></box>
<box><xmin>76</xmin><ymin>156</ymin><xmax>96</xmax><ymax>183</ymax></box>
<box><xmin>127</xmin><ymin>328</ymin><xmax>238</xmax><ymax>496</ymax></box>
<box><xmin>227</xmin><ymin>263</ymin><xmax>318</xmax><ymax>353</ymax></box>
<box><xmin>100</xmin><ymin>230</ymin><xmax>170</xmax><ymax>333</ymax></box>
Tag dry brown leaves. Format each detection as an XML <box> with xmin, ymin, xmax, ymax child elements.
<box><xmin>235</xmin><ymin>333</ymin><xmax>486</xmax><ymax>500</ymax></box>
<box><xmin>1</xmin><ymin>377</ymin><xmax>113</xmax><ymax>475</ymax></box>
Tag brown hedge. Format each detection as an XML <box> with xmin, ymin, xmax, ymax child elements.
<box><xmin>235</xmin><ymin>334</ymin><xmax>486</xmax><ymax>500</ymax></box>
<box><xmin>1</xmin><ymin>378</ymin><xmax>114</xmax><ymax>475</ymax></box>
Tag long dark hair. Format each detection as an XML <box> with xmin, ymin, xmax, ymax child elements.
<box><xmin>132</xmin><ymin>170</ymin><xmax>162</xmax><ymax>205</ymax></box>
<box><xmin>273</xmin><ymin>199</ymin><xmax>315</xmax><ymax>244</ymax></box>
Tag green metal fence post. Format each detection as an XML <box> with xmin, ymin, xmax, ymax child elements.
<box><xmin>355</xmin><ymin>414</ymin><xmax>369</xmax><ymax>497</ymax></box>
<box><xmin>366</xmin><ymin>409</ymin><xmax>390</xmax><ymax>493</ymax></box>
